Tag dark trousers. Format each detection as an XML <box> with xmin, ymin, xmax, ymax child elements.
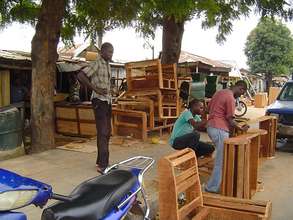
<box><xmin>92</xmin><ymin>98</ymin><xmax>112</xmax><ymax>168</ymax></box>
<box><xmin>172</xmin><ymin>132</ymin><xmax>215</xmax><ymax>157</ymax></box>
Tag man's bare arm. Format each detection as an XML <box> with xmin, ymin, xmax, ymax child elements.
<box><xmin>188</xmin><ymin>119</ymin><xmax>206</xmax><ymax>130</ymax></box>
<box><xmin>77</xmin><ymin>71</ymin><xmax>107</xmax><ymax>95</ymax></box>
<box><xmin>228</xmin><ymin>117</ymin><xmax>249</xmax><ymax>131</ymax></box>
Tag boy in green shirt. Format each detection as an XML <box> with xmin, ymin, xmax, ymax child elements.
<box><xmin>169</xmin><ymin>99</ymin><xmax>214</xmax><ymax>157</ymax></box>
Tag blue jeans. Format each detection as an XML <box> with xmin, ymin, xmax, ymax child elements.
<box><xmin>205</xmin><ymin>126</ymin><xmax>229</xmax><ymax>193</ymax></box>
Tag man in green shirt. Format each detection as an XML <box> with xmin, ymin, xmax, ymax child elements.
<box><xmin>169</xmin><ymin>99</ymin><xmax>214</xmax><ymax>157</ymax></box>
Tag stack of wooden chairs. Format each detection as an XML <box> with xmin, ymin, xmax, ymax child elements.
<box><xmin>158</xmin><ymin>149</ymin><xmax>272</xmax><ymax>220</ymax></box>
<box><xmin>112</xmin><ymin>59</ymin><xmax>180</xmax><ymax>140</ymax></box>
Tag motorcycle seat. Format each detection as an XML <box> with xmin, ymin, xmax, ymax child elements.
<box><xmin>42</xmin><ymin>169</ymin><xmax>137</xmax><ymax>220</ymax></box>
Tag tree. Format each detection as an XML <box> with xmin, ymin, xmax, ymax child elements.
<box><xmin>245</xmin><ymin>17</ymin><xmax>293</xmax><ymax>90</ymax></box>
<box><xmin>30</xmin><ymin>0</ymin><xmax>66</xmax><ymax>152</ymax></box>
<box><xmin>1</xmin><ymin>0</ymin><xmax>140</xmax><ymax>152</ymax></box>
<box><xmin>137</xmin><ymin>0</ymin><xmax>290</xmax><ymax>64</ymax></box>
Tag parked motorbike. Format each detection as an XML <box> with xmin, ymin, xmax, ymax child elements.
<box><xmin>235</xmin><ymin>98</ymin><xmax>248</xmax><ymax>117</ymax></box>
<box><xmin>0</xmin><ymin>156</ymin><xmax>154</xmax><ymax>220</ymax></box>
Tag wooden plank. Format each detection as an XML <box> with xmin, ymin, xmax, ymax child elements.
<box><xmin>237</xmin><ymin>144</ymin><xmax>245</xmax><ymax>198</ymax></box>
<box><xmin>221</xmin><ymin>143</ymin><xmax>229</xmax><ymax>195</ymax></box>
<box><xmin>56</xmin><ymin>120</ymin><xmax>78</xmax><ymax>134</ymax></box>
<box><xmin>179</xmin><ymin>197</ymin><xmax>201</xmax><ymax>219</ymax></box>
<box><xmin>191</xmin><ymin>207</ymin><xmax>209</xmax><ymax>220</ymax></box>
<box><xmin>244</xmin><ymin>143</ymin><xmax>251</xmax><ymax>199</ymax></box>
<box><xmin>176</xmin><ymin>174</ymin><xmax>198</xmax><ymax>193</ymax></box>
<box><xmin>114</xmin><ymin>121</ymin><xmax>140</xmax><ymax>128</ymax></box>
<box><xmin>175</xmin><ymin>166</ymin><xmax>197</xmax><ymax>184</ymax></box>
<box><xmin>171</xmin><ymin>152</ymin><xmax>195</xmax><ymax>167</ymax></box>
<box><xmin>79</xmin><ymin>123</ymin><xmax>96</xmax><ymax>136</ymax></box>
<box><xmin>56</xmin><ymin>107</ymin><xmax>77</xmax><ymax>119</ymax></box>
<box><xmin>158</xmin><ymin>157</ymin><xmax>179</xmax><ymax>220</ymax></box>
<box><xmin>226</xmin><ymin>144</ymin><xmax>235</xmax><ymax>197</ymax></box>
<box><xmin>203</xmin><ymin>194</ymin><xmax>270</xmax><ymax>214</ymax></box>
<box><xmin>78</xmin><ymin>108</ymin><xmax>95</xmax><ymax>120</ymax></box>
<box><xmin>166</xmin><ymin>148</ymin><xmax>192</xmax><ymax>160</ymax></box>
<box><xmin>250</xmin><ymin>136</ymin><xmax>260</xmax><ymax>195</ymax></box>
<box><xmin>125</xmin><ymin>59</ymin><xmax>159</xmax><ymax>69</ymax></box>
<box><xmin>0</xmin><ymin>70</ymin><xmax>10</xmax><ymax>107</ymax></box>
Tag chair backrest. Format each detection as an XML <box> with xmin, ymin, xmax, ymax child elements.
<box><xmin>158</xmin><ymin>149</ymin><xmax>204</xmax><ymax>220</ymax></box>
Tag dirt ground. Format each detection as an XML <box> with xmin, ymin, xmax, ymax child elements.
<box><xmin>0</xmin><ymin>106</ymin><xmax>293</xmax><ymax>219</ymax></box>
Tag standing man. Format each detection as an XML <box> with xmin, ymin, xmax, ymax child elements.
<box><xmin>205</xmin><ymin>80</ymin><xmax>249</xmax><ymax>193</ymax></box>
<box><xmin>77</xmin><ymin>42</ymin><xmax>114</xmax><ymax>173</ymax></box>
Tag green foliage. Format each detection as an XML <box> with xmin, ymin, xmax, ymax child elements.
<box><xmin>0</xmin><ymin>0</ymin><xmax>40</xmax><ymax>28</ymax></box>
<box><xmin>61</xmin><ymin>0</ymin><xmax>141</xmax><ymax>45</ymax></box>
<box><xmin>0</xmin><ymin>0</ymin><xmax>140</xmax><ymax>46</ymax></box>
<box><xmin>245</xmin><ymin>17</ymin><xmax>293</xmax><ymax>76</ymax></box>
<box><xmin>136</xmin><ymin>0</ymin><xmax>290</xmax><ymax>43</ymax></box>
<box><xmin>0</xmin><ymin>0</ymin><xmax>291</xmax><ymax>47</ymax></box>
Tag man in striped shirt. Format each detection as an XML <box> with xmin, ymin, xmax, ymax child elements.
<box><xmin>78</xmin><ymin>42</ymin><xmax>114</xmax><ymax>173</ymax></box>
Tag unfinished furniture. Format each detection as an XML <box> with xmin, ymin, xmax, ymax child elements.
<box><xmin>254</xmin><ymin>93</ymin><xmax>268</xmax><ymax>108</ymax></box>
<box><xmin>235</xmin><ymin>116</ymin><xmax>277</xmax><ymax>158</ymax></box>
<box><xmin>117</xmin><ymin>97</ymin><xmax>155</xmax><ymax>129</ymax></box>
<box><xmin>268</xmin><ymin>87</ymin><xmax>281</xmax><ymax>105</ymax></box>
<box><xmin>259</xmin><ymin>116</ymin><xmax>277</xmax><ymax>158</ymax></box>
<box><xmin>113</xmin><ymin>59</ymin><xmax>180</xmax><ymax>140</ymax></box>
<box><xmin>125</xmin><ymin>59</ymin><xmax>177</xmax><ymax>91</ymax></box>
<box><xmin>125</xmin><ymin>89</ymin><xmax>180</xmax><ymax>119</ymax></box>
<box><xmin>55</xmin><ymin>101</ymin><xmax>96</xmax><ymax>137</ymax></box>
<box><xmin>221</xmin><ymin>132</ymin><xmax>263</xmax><ymax>199</ymax></box>
<box><xmin>158</xmin><ymin>149</ymin><xmax>272</xmax><ymax>220</ymax></box>
<box><xmin>158</xmin><ymin>149</ymin><xmax>209</xmax><ymax>220</ymax></box>
<box><xmin>203</xmin><ymin>193</ymin><xmax>272</xmax><ymax>220</ymax></box>
<box><xmin>112</xmin><ymin>108</ymin><xmax>147</xmax><ymax>141</ymax></box>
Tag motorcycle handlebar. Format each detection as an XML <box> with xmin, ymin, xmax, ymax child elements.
<box><xmin>51</xmin><ymin>193</ymin><xmax>73</xmax><ymax>202</ymax></box>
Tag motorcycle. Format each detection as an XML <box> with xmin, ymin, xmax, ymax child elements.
<box><xmin>235</xmin><ymin>98</ymin><xmax>248</xmax><ymax>117</ymax></box>
<box><xmin>0</xmin><ymin>156</ymin><xmax>154</xmax><ymax>220</ymax></box>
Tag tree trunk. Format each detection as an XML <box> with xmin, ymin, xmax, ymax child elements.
<box><xmin>161</xmin><ymin>16</ymin><xmax>184</xmax><ymax>64</ymax></box>
<box><xmin>265</xmin><ymin>72</ymin><xmax>273</xmax><ymax>92</ymax></box>
<box><xmin>97</xmin><ymin>31</ymin><xmax>103</xmax><ymax>48</ymax></box>
<box><xmin>30</xmin><ymin>0</ymin><xmax>66</xmax><ymax>152</ymax></box>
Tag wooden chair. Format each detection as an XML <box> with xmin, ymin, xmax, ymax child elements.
<box><xmin>158</xmin><ymin>149</ymin><xmax>272</xmax><ymax>220</ymax></box>
<box><xmin>158</xmin><ymin>149</ymin><xmax>209</xmax><ymax>220</ymax></box>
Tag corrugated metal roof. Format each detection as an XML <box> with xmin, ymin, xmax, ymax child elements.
<box><xmin>179</xmin><ymin>51</ymin><xmax>232</xmax><ymax>69</ymax></box>
<box><xmin>0</xmin><ymin>50</ymin><xmax>31</xmax><ymax>61</ymax></box>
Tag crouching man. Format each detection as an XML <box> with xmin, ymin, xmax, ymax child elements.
<box><xmin>169</xmin><ymin>99</ymin><xmax>215</xmax><ymax>157</ymax></box>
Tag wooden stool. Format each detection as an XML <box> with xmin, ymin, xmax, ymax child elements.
<box><xmin>158</xmin><ymin>149</ymin><xmax>209</xmax><ymax>220</ymax></box>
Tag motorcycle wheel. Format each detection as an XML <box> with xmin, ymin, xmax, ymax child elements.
<box><xmin>235</xmin><ymin>101</ymin><xmax>247</xmax><ymax>117</ymax></box>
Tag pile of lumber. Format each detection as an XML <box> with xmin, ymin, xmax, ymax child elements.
<box><xmin>112</xmin><ymin>59</ymin><xmax>179</xmax><ymax>140</ymax></box>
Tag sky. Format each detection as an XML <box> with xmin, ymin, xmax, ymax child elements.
<box><xmin>1</xmin><ymin>14</ymin><xmax>293</xmax><ymax>68</ymax></box>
